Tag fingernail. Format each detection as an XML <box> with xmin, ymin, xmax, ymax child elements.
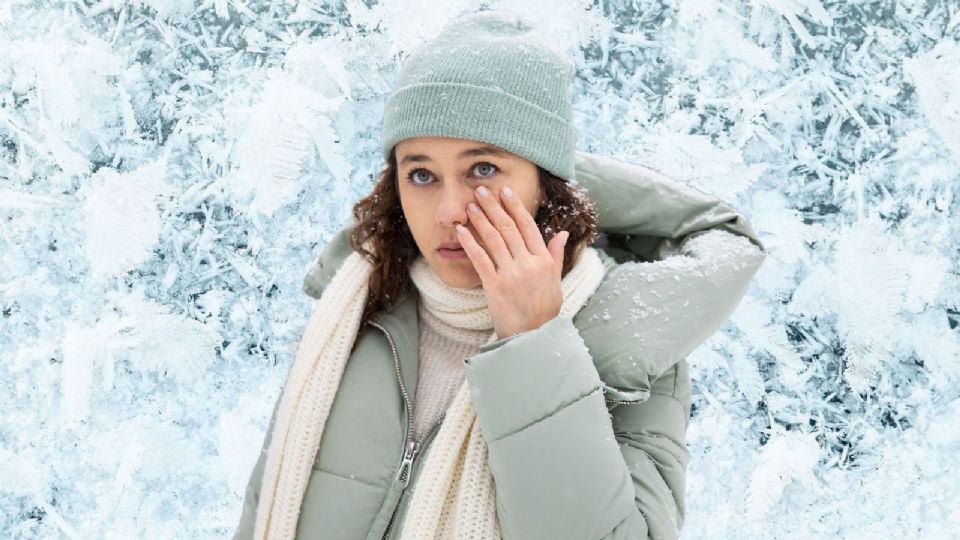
<box><xmin>476</xmin><ymin>186</ymin><xmax>489</xmax><ymax>197</ymax></box>
<box><xmin>468</xmin><ymin>202</ymin><xmax>479</xmax><ymax>213</ymax></box>
<box><xmin>501</xmin><ymin>186</ymin><xmax>514</xmax><ymax>197</ymax></box>
<box><xmin>456</xmin><ymin>224</ymin><xmax>466</xmax><ymax>234</ymax></box>
<box><xmin>562</xmin><ymin>231</ymin><xmax>569</xmax><ymax>245</ymax></box>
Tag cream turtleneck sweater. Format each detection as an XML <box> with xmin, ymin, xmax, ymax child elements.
<box><xmin>407</xmin><ymin>255</ymin><xmax>494</xmax><ymax>443</ymax></box>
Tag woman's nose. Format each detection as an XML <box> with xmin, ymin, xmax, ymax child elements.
<box><xmin>436</xmin><ymin>187</ymin><xmax>472</xmax><ymax>228</ymax></box>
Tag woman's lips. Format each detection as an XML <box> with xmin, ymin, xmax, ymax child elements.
<box><xmin>437</xmin><ymin>247</ymin><xmax>468</xmax><ymax>259</ymax></box>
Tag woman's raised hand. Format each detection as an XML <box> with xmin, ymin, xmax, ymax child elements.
<box><xmin>456</xmin><ymin>185</ymin><xmax>570</xmax><ymax>340</ymax></box>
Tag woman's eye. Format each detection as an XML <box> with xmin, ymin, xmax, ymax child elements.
<box><xmin>407</xmin><ymin>169</ymin><xmax>433</xmax><ymax>185</ymax></box>
<box><xmin>405</xmin><ymin>162</ymin><xmax>499</xmax><ymax>186</ymax></box>
<box><xmin>473</xmin><ymin>162</ymin><xmax>499</xmax><ymax>178</ymax></box>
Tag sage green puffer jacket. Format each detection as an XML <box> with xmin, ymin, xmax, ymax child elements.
<box><xmin>233</xmin><ymin>150</ymin><xmax>767</xmax><ymax>540</ymax></box>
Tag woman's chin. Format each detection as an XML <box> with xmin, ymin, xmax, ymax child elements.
<box><xmin>434</xmin><ymin>263</ymin><xmax>482</xmax><ymax>289</ymax></box>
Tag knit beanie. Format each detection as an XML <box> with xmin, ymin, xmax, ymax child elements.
<box><xmin>380</xmin><ymin>9</ymin><xmax>578</xmax><ymax>181</ymax></box>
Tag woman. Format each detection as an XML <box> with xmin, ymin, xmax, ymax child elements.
<box><xmin>234</xmin><ymin>10</ymin><xmax>767</xmax><ymax>540</ymax></box>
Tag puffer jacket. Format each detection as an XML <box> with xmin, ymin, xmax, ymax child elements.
<box><xmin>233</xmin><ymin>149</ymin><xmax>767</xmax><ymax>540</ymax></box>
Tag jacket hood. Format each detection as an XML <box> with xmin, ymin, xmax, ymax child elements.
<box><xmin>302</xmin><ymin>149</ymin><xmax>767</xmax><ymax>401</ymax></box>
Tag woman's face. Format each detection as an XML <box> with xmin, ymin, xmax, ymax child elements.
<box><xmin>395</xmin><ymin>136</ymin><xmax>544</xmax><ymax>289</ymax></box>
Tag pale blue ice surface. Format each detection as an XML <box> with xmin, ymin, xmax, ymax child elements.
<box><xmin>1</xmin><ymin>1</ymin><xmax>958</xmax><ymax>538</ymax></box>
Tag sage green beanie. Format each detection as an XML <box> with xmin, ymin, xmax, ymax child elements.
<box><xmin>380</xmin><ymin>9</ymin><xmax>577</xmax><ymax>181</ymax></box>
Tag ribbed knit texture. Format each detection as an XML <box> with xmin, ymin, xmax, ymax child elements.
<box><xmin>380</xmin><ymin>9</ymin><xmax>578</xmax><ymax>181</ymax></box>
<box><xmin>253</xmin><ymin>242</ymin><xmax>606</xmax><ymax>540</ymax></box>
<box><xmin>410</xmin><ymin>311</ymin><xmax>485</xmax><ymax>443</ymax></box>
<box><xmin>408</xmin><ymin>256</ymin><xmax>491</xmax><ymax>443</ymax></box>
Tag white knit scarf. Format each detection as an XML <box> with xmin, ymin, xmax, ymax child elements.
<box><xmin>253</xmin><ymin>242</ymin><xmax>607</xmax><ymax>540</ymax></box>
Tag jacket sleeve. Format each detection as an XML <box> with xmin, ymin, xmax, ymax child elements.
<box><xmin>466</xmin><ymin>314</ymin><xmax>684</xmax><ymax>539</ymax></box>
<box><xmin>580</xmin><ymin>228</ymin><xmax>766</xmax><ymax>401</ymax></box>
<box><xmin>467</xmin><ymin>233</ymin><xmax>762</xmax><ymax>540</ymax></box>
<box><xmin>573</xmin><ymin>149</ymin><xmax>767</xmax><ymax>263</ymax></box>
<box><xmin>232</xmin><ymin>395</ymin><xmax>282</xmax><ymax>540</ymax></box>
<box><xmin>573</xmin><ymin>148</ymin><xmax>768</xmax><ymax>396</ymax></box>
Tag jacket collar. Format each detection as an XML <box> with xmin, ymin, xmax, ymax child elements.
<box><xmin>369</xmin><ymin>289</ymin><xmax>421</xmax><ymax>404</ymax></box>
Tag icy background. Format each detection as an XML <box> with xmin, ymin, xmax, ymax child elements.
<box><xmin>2</xmin><ymin>0</ymin><xmax>959</xmax><ymax>538</ymax></box>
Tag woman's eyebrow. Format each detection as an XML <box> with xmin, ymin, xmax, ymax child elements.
<box><xmin>399</xmin><ymin>146</ymin><xmax>510</xmax><ymax>166</ymax></box>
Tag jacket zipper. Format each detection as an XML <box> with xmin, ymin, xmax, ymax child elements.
<box><xmin>368</xmin><ymin>321</ymin><xmax>448</xmax><ymax>540</ymax></box>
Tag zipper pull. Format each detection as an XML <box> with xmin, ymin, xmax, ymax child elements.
<box><xmin>396</xmin><ymin>440</ymin><xmax>419</xmax><ymax>488</ymax></box>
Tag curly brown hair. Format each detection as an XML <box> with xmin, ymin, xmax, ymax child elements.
<box><xmin>348</xmin><ymin>147</ymin><xmax>600</xmax><ymax>327</ymax></box>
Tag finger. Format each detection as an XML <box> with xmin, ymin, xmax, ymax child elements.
<box><xmin>456</xmin><ymin>223</ymin><xmax>496</xmax><ymax>282</ymax></box>
<box><xmin>467</xmin><ymin>196</ymin><xmax>513</xmax><ymax>270</ymax></box>
<box><xmin>499</xmin><ymin>185</ymin><xmax>548</xmax><ymax>256</ymax></box>
<box><xmin>473</xmin><ymin>186</ymin><xmax>528</xmax><ymax>261</ymax></box>
<box><xmin>549</xmin><ymin>230</ymin><xmax>569</xmax><ymax>271</ymax></box>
